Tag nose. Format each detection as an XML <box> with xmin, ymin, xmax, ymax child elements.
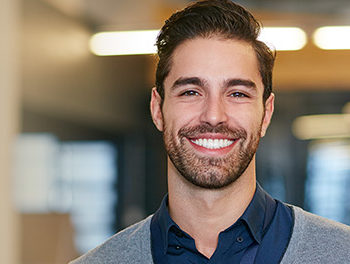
<box><xmin>199</xmin><ymin>94</ymin><xmax>228</xmax><ymax>126</ymax></box>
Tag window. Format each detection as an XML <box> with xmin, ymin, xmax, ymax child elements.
<box><xmin>305</xmin><ymin>140</ymin><xmax>350</xmax><ymax>224</ymax></box>
<box><xmin>14</xmin><ymin>133</ymin><xmax>117</xmax><ymax>253</ymax></box>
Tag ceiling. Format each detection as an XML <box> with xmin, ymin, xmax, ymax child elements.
<box><xmin>42</xmin><ymin>0</ymin><xmax>350</xmax><ymax>31</ymax></box>
<box><xmin>241</xmin><ymin>0</ymin><xmax>350</xmax><ymax>14</ymax></box>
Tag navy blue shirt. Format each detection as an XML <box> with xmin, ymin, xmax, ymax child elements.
<box><xmin>150</xmin><ymin>184</ymin><xmax>293</xmax><ymax>263</ymax></box>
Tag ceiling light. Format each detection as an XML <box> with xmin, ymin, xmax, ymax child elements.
<box><xmin>89</xmin><ymin>30</ymin><xmax>159</xmax><ymax>56</ymax></box>
<box><xmin>258</xmin><ymin>27</ymin><xmax>307</xmax><ymax>51</ymax></box>
<box><xmin>313</xmin><ymin>26</ymin><xmax>350</xmax><ymax>50</ymax></box>
<box><xmin>90</xmin><ymin>27</ymin><xmax>307</xmax><ymax>56</ymax></box>
<box><xmin>292</xmin><ymin>114</ymin><xmax>350</xmax><ymax>140</ymax></box>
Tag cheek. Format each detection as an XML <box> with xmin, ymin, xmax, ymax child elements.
<box><xmin>228</xmin><ymin>105</ymin><xmax>264</xmax><ymax>131</ymax></box>
<box><xmin>162</xmin><ymin>110</ymin><xmax>182</xmax><ymax>135</ymax></box>
<box><xmin>163</xmin><ymin>103</ymin><xmax>199</xmax><ymax>130</ymax></box>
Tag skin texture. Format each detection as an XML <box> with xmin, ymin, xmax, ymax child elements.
<box><xmin>150</xmin><ymin>36</ymin><xmax>274</xmax><ymax>258</ymax></box>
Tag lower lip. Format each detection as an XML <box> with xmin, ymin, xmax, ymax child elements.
<box><xmin>187</xmin><ymin>138</ymin><xmax>238</xmax><ymax>155</ymax></box>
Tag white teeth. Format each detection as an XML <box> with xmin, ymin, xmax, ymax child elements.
<box><xmin>190</xmin><ymin>138</ymin><xmax>234</xmax><ymax>149</ymax></box>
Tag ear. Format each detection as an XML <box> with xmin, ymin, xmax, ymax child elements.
<box><xmin>150</xmin><ymin>87</ymin><xmax>164</xmax><ymax>131</ymax></box>
<box><xmin>260</xmin><ymin>93</ymin><xmax>275</xmax><ymax>137</ymax></box>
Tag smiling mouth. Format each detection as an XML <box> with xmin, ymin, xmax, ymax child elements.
<box><xmin>190</xmin><ymin>138</ymin><xmax>235</xmax><ymax>149</ymax></box>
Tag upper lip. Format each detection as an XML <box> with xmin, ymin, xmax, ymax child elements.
<box><xmin>187</xmin><ymin>133</ymin><xmax>235</xmax><ymax>140</ymax></box>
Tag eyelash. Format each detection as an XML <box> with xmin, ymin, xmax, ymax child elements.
<box><xmin>229</xmin><ymin>92</ymin><xmax>249</xmax><ymax>98</ymax></box>
<box><xmin>179</xmin><ymin>90</ymin><xmax>249</xmax><ymax>98</ymax></box>
<box><xmin>180</xmin><ymin>90</ymin><xmax>200</xmax><ymax>96</ymax></box>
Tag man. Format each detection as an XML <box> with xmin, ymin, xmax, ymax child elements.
<box><xmin>71</xmin><ymin>1</ymin><xmax>350</xmax><ymax>263</ymax></box>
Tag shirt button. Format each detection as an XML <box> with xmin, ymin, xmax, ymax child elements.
<box><xmin>175</xmin><ymin>245</ymin><xmax>181</xmax><ymax>250</ymax></box>
<box><xmin>237</xmin><ymin>236</ymin><xmax>244</xmax><ymax>243</ymax></box>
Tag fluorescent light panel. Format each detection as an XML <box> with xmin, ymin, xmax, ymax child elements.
<box><xmin>313</xmin><ymin>26</ymin><xmax>350</xmax><ymax>50</ymax></box>
<box><xmin>90</xmin><ymin>30</ymin><xmax>159</xmax><ymax>56</ymax></box>
<box><xmin>90</xmin><ymin>27</ymin><xmax>307</xmax><ymax>56</ymax></box>
<box><xmin>292</xmin><ymin>114</ymin><xmax>350</xmax><ymax>140</ymax></box>
<box><xmin>258</xmin><ymin>27</ymin><xmax>307</xmax><ymax>51</ymax></box>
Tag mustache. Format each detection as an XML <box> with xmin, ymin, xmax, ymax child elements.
<box><xmin>178</xmin><ymin>123</ymin><xmax>247</xmax><ymax>139</ymax></box>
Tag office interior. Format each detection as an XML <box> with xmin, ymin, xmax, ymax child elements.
<box><xmin>1</xmin><ymin>0</ymin><xmax>350</xmax><ymax>263</ymax></box>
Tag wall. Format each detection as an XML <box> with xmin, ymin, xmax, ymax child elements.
<box><xmin>0</xmin><ymin>0</ymin><xmax>21</xmax><ymax>263</ymax></box>
<box><xmin>22</xmin><ymin>0</ymin><xmax>151</xmax><ymax>133</ymax></box>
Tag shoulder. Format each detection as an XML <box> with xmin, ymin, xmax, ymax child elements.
<box><xmin>281</xmin><ymin>206</ymin><xmax>350</xmax><ymax>264</ymax></box>
<box><xmin>69</xmin><ymin>215</ymin><xmax>153</xmax><ymax>264</ymax></box>
<box><xmin>292</xmin><ymin>206</ymin><xmax>350</xmax><ymax>245</ymax></box>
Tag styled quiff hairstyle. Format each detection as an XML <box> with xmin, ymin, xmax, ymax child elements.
<box><xmin>155</xmin><ymin>0</ymin><xmax>275</xmax><ymax>103</ymax></box>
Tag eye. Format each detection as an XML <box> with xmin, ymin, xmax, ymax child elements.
<box><xmin>181</xmin><ymin>90</ymin><xmax>200</xmax><ymax>96</ymax></box>
<box><xmin>229</xmin><ymin>92</ymin><xmax>248</xmax><ymax>98</ymax></box>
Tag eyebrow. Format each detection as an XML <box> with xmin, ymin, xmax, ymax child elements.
<box><xmin>224</xmin><ymin>78</ymin><xmax>257</xmax><ymax>90</ymax></box>
<box><xmin>170</xmin><ymin>76</ymin><xmax>257</xmax><ymax>91</ymax></box>
<box><xmin>171</xmin><ymin>77</ymin><xmax>207</xmax><ymax>90</ymax></box>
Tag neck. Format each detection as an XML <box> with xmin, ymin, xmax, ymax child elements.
<box><xmin>167</xmin><ymin>157</ymin><xmax>256</xmax><ymax>258</ymax></box>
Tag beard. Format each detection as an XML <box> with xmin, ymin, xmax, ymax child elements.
<box><xmin>163</xmin><ymin>122</ymin><xmax>262</xmax><ymax>189</ymax></box>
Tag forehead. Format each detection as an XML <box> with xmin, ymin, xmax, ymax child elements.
<box><xmin>164</xmin><ymin>37</ymin><xmax>263</xmax><ymax>91</ymax></box>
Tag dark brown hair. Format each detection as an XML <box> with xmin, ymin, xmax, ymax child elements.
<box><xmin>155</xmin><ymin>0</ymin><xmax>275</xmax><ymax>102</ymax></box>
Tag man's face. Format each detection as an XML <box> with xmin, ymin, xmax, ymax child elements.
<box><xmin>151</xmin><ymin>37</ymin><xmax>274</xmax><ymax>189</ymax></box>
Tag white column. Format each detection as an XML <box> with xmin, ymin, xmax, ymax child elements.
<box><xmin>0</xmin><ymin>0</ymin><xmax>21</xmax><ymax>263</ymax></box>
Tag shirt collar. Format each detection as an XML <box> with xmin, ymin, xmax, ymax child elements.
<box><xmin>155</xmin><ymin>183</ymin><xmax>275</xmax><ymax>251</ymax></box>
<box><xmin>157</xmin><ymin>194</ymin><xmax>179</xmax><ymax>253</ymax></box>
<box><xmin>239</xmin><ymin>183</ymin><xmax>272</xmax><ymax>244</ymax></box>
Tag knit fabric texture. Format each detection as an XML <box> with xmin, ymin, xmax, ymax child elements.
<box><xmin>70</xmin><ymin>206</ymin><xmax>350</xmax><ymax>264</ymax></box>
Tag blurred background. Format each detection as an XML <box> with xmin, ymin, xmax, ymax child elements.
<box><xmin>1</xmin><ymin>0</ymin><xmax>350</xmax><ymax>263</ymax></box>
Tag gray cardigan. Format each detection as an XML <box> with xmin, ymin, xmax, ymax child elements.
<box><xmin>70</xmin><ymin>206</ymin><xmax>350</xmax><ymax>263</ymax></box>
